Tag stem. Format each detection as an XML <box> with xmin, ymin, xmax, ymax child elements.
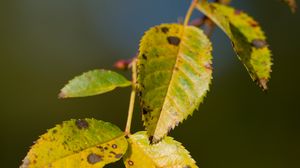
<box><xmin>125</xmin><ymin>59</ymin><xmax>137</xmax><ymax>135</ymax></box>
<box><xmin>184</xmin><ymin>0</ymin><xmax>199</xmax><ymax>26</ymax></box>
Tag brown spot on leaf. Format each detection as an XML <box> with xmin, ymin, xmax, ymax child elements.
<box><xmin>142</xmin><ymin>106</ymin><xmax>152</xmax><ymax>115</ymax></box>
<box><xmin>128</xmin><ymin>160</ymin><xmax>134</xmax><ymax>166</ymax></box>
<box><xmin>87</xmin><ymin>153</ymin><xmax>102</xmax><ymax>164</ymax></box>
<box><xmin>97</xmin><ymin>146</ymin><xmax>104</xmax><ymax>152</ymax></box>
<box><xmin>142</xmin><ymin>54</ymin><xmax>147</xmax><ymax>60</ymax></box>
<box><xmin>110</xmin><ymin>151</ymin><xmax>117</xmax><ymax>155</ymax></box>
<box><xmin>252</xmin><ymin>39</ymin><xmax>268</xmax><ymax>49</ymax></box>
<box><xmin>148</xmin><ymin>136</ymin><xmax>154</xmax><ymax>143</ymax></box>
<box><xmin>249</xmin><ymin>20</ymin><xmax>259</xmax><ymax>27</ymax></box>
<box><xmin>75</xmin><ymin>119</ymin><xmax>89</xmax><ymax>129</ymax></box>
<box><xmin>112</xmin><ymin>144</ymin><xmax>117</xmax><ymax>149</ymax></box>
<box><xmin>167</xmin><ymin>36</ymin><xmax>181</xmax><ymax>46</ymax></box>
<box><xmin>161</xmin><ymin>27</ymin><xmax>169</xmax><ymax>33</ymax></box>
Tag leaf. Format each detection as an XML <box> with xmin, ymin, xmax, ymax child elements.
<box><xmin>59</xmin><ymin>69</ymin><xmax>131</xmax><ymax>98</ymax></box>
<box><xmin>283</xmin><ymin>0</ymin><xmax>297</xmax><ymax>13</ymax></box>
<box><xmin>21</xmin><ymin>119</ymin><xmax>128</xmax><ymax>168</ymax></box>
<box><xmin>196</xmin><ymin>2</ymin><xmax>272</xmax><ymax>90</ymax></box>
<box><xmin>137</xmin><ymin>23</ymin><xmax>213</xmax><ymax>142</ymax></box>
<box><xmin>123</xmin><ymin>131</ymin><xmax>198</xmax><ymax>168</ymax></box>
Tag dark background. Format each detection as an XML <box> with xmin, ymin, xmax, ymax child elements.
<box><xmin>1</xmin><ymin>0</ymin><xmax>299</xmax><ymax>167</ymax></box>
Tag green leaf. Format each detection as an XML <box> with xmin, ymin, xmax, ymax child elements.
<box><xmin>196</xmin><ymin>2</ymin><xmax>272</xmax><ymax>90</ymax></box>
<box><xmin>283</xmin><ymin>0</ymin><xmax>297</xmax><ymax>13</ymax></box>
<box><xmin>21</xmin><ymin>119</ymin><xmax>128</xmax><ymax>168</ymax></box>
<box><xmin>137</xmin><ymin>23</ymin><xmax>213</xmax><ymax>142</ymax></box>
<box><xmin>59</xmin><ymin>69</ymin><xmax>131</xmax><ymax>98</ymax></box>
<box><xmin>123</xmin><ymin>131</ymin><xmax>198</xmax><ymax>168</ymax></box>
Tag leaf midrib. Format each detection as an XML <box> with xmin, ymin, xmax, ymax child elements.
<box><xmin>153</xmin><ymin>25</ymin><xmax>188</xmax><ymax>139</ymax></box>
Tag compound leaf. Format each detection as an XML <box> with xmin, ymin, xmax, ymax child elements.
<box><xmin>197</xmin><ymin>2</ymin><xmax>272</xmax><ymax>90</ymax></box>
<box><xmin>59</xmin><ymin>69</ymin><xmax>131</xmax><ymax>98</ymax></box>
<box><xmin>21</xmin><ymin>119</ymin><xmax>128</xmax><ymax>168</ymax></box>
<box><xmin>123</xmin><ymin>131</ymin><xmax>198</xmax><ymax>168</ymax></box>
<box><xmin>137</xmin><ymin>23</ymin><xmax>213</xmax><ymax>142</ymax></box>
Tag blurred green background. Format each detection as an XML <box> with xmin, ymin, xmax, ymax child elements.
<box><xmin>0</xmin><ymin>0</ymin><xmax>299</xmax><ymax>167</ymax></box>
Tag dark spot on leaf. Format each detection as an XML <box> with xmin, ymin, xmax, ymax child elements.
<box><xmin>75</xmin><ymin>119</ymin><xmax>89</xmax><ymax>130</ymax></box>
<box><xmin>252</xmin><ymin>39</ymin><xmax>268</xmax><ymax>49</ymax></box>
<box><xmin>167</xmin><ymin>36</ymin><xmax>181</xmax><ymax>46</ymax></box>
<box><xmin>249</xmin><ymin>20</ymin><xmax>259</xmax><ymax>27</ymax></box>
<box><xmin>97</xmin><ymin>146</ymin><xmax>104</xmax><ymax>152</ymax></box>
<box><xmin>112</xmin><ymin>144</ymin><xmax>117</xmax><ymax>149</ymax></box>
<box><xmin>148</xmin><ymin>136</ymin><xmax>154</xmax><ymax>143</ymax></box>
<box><xmin>142</xmin><ymin>106</ymin><xmax>152</xmax><ymax>115</ymax></box>
<box><xmin>161</xmin><ymin>27</ymin><xmax>169</xmax><ymax>33</ymax></box>
<box><xmin>128</xmin><ymin>160</ymin><xmax>134</xmax><ymax>166</ymax></box>
<box><xmin>110</xmin><ymin>151</ymin><xmax>116</xmax><ymax>155</ymax></box>
<box><xmin>142</xmin><ymin>54</ymin><xmax>147</xmax><ymax>60</ymax></box>
<box><xmin>115</xmin><ymin>154</ymin><xmax>123</xmax><ymax>159</ymax></box>
<box><xmin>104</xmin><ymin>147</ymin><xmax>108</xmax><ymax>150</ymax></box>
<box><xmin>52</xmin><ymin>129</ymin><xmax>57</xmax><ymax>134</ymax></box>
<box><xmin>87</xmin><ymin>153</ymin><xmax>102</xmax><ymax>164</ymax></box>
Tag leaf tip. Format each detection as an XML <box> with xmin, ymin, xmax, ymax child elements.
<box><xmin>58</xmin><ymin>91</ymin><xmax>67</xmax><ymax>99</ymax></box>
<box><xmin>20</xmin><ymin>156</ymin><xmax>30</xmax><ymax>168</ymax></box>
<box><xmin>258</xmin><ymin>78</ymin><xmax>268</xmax><ymax>91</ymax></box>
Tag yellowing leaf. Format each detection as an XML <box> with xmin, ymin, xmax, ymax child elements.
<box><xmin>196</xmin><ymin>2</ymin><xmax>272</xmax><ymax>90</ymax></box>
<box><xmin>123</xmin><ymin>131</ymin><xmax>198</xmax><ymax>168</ymax></box>
<box><xmin>283</xmin><ymin>0</ymin><xmax>297</xmax><ymax>13</ymax></box>
<box><xmin>137</xmin><ymin>23</ymin><xmax>213</xmax><ymax>142</ymax></box>
<box><xmin>59</xmin><ymin>69</ymin><xmax>131</xmax><ymax>98</ymax></box>
<box><xmin>21</xmin><ymin>119</ymin><xmax>128</xmax><ymax>168</ymax></box>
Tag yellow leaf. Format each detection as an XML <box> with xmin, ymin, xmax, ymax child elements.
<box><xmin>196</xmin><ymin>2</ymin><xmax>272</xmax><ymax>90</ymax></box>
<box><xmin>21</xmin><ymin>119</ymin><xmax>128</xmax><ymax>168</ymax></box>
<box><xmin>137</xmin><ymin>23</ymin><xmax>213</xmax><ymax>142</ymax></box>
<box><xmin>123</xmin><ymin>131</ymin><xmax>198</xmax><ymax>168</ymax></box>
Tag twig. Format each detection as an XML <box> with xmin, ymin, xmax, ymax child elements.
<box><xmin>124</xmin><ymin>58</ymin><xmax>137</xmax><ymax>135</ymax></box>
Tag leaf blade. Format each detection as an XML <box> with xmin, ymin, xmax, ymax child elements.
<box><xmin>21</xmin><ymin>119</ymin><xmax>128</xmax><ymax>168</ymax></box>
<box><xmin>59</xmin><ymin>69</ymin><xmax>131</xmax><ymax>98</ymax></box>
<box><xmin>196</xmin><ymin>2</ymin><xmax>272</xmax><ymax>90</ymax></box>
<box><xmin>137</xmin><ymin>24</ymin><xmax>213</xmax><ymax>142</ymax></box>
<box><xmin>123</xmin><ymin>131</ymin><xmax>198</xmax><ymax>168</ymax></box>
